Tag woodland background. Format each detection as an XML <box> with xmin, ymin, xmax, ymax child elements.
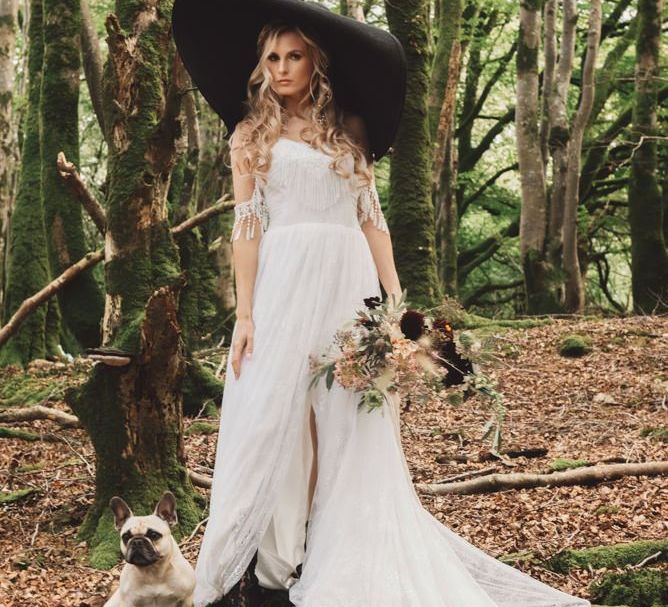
<box><xmin>0</xmin><ymin>0</ymin><xmax>666</xmax><ymax>606</ymax></box>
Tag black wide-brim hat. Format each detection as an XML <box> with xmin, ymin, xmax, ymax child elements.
<box><xmin>172</xmin><ymin>0</ymin><xmax>407</xmax><ymax>161</ymax></box>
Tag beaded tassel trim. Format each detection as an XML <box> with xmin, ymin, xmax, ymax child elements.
<box><xmin>229</xmin><ymin>179</ymin><xmax>269</xmax><ymax>242</ymax></box>
<box><xmin>357</xmin><ymin>181</ymin><xmax>389</xmax><ymax>234</ymax></box>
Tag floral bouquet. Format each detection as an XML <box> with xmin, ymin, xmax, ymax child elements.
<box><xmin>308</xmin><ymin>289</ymin><xmax>506</xmax><ymax>452</ymax></box>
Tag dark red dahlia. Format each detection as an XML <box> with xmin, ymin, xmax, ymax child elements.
<box><xmin>363</xmin><ymin>296</ymin><xmax>382</xmax><ymax>310</ymax></box>
<box><xmin>400</xmin><ymin>310</ymin><xmax>426</xmax><ymax>340</ymax></box>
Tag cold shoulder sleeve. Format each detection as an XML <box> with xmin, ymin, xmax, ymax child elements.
<box><xmin>357</xmin><ymin>174</ymin><xmax>389</xmax><ymax>234</ymax></box>
<box><xmin>229</xmin><ymin>178</ymin><xmax>269</xmax><ymax>242</ymax></box>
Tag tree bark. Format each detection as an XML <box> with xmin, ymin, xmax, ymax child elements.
<box><xmin>562</xmin><ymin>0</ymin><xmax>602</xmax><ymax>313</ymax></box>
<box><xmin>41</xmin><ymin>0</ymin><xmax>104</xmax><ymax>349</ymax></box>
<box><xmin>66</xmin><ymin>2</ymin><xmax>201</xmax><ymax>570</ymax></box>
<box><xmin>0</xmin><ymin>0</ymin><xmax>60</xmax><ymax>366</ymax></box>
<box><xmin>430</xmin><ymin>0</ymin><xmax>462</xmax><ymax>297</ymax></box>
<box><xmin>516</xmin><ymin>0</ymin><xmax>561</xmax><ymax>314</ymax></box>
<box><xmin>546</xmin><ymin>0</ymin><xmax>576</xmax><ymax>277</ymax></box>
<box><xmin>385</xmin><ymin>0</ymin><xmax>442</xmax><ymax>307</ymax></box>
<box><xmin>0</xmin><ymin>0</ymin><xmax>19</xmax><ymax>316</ymax></box>
<box><xmin>627</xmin><ymin>0</ymin><xmax>668</xmax><ymax>313</ymax></box>
<box><xmin>80</xmin><ymin>0</ymin><xmax>106</xmax><ymax>139</ymax></box>
<box><xmin>346</xmin><ymin>0</ymin><xmax>365</xmax><ymax>21</ymax></box>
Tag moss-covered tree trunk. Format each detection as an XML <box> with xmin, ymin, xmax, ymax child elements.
<box><xmin>384</xmin><ymin>0</ymin><xmax>442</xmax><ymax>308</ymax></box>
<box><xmin>0</xmin><ymin>0</ymin><xmax>60</xmax><ymax>366</ymax></box>
<box><xmin>627</xmin><ymin>0</ymin><xmax>668</xmax><ymax>313</ymax></box>
<box><xmin>40</xmin><ymin>0</ymin><xmax>103</xmax><ymax>350</ymax></box>
<box><xmin>516</xmin><ymin>0</ymin><xmax>562</xmax><ymax>314</ymax></box>
<box><xmin>430</xmin><ymin>0</ymin><xmax>462</xmax><ymax>296</ymax></box>
<box><xmin>66</xmin><ymin>0</ymin><xmax>200</xmax><ymax>569</ymax></box>
<box><xmin>0</xmin><ymin>0</ymin><xmax>19</xmax><ymax>315</ymax></box>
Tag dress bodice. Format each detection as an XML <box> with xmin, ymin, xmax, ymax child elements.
<box><xmin>264</xmin><ymin>138</ymin><xmax>359</xmax><ymax>231</ymax></box>
<box><xmin>229</xmin><ymin>137</ymin><xmax>389</xmax><ymax>241</ymax></box>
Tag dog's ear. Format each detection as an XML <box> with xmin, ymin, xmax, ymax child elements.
<box><xmin>110</xmin><ymin>496</ymin><xmax>133</xmax><ymax>531</ymax></box>
<box><xmin>154</xmin><ymin>491</ymin><xmax>178</xmax><ymax>527</ymax></box>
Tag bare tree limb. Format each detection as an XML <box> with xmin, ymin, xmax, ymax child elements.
<box><xmin>417</xmin><ymin>461</ymin><xmax>668</xmax><ymax>495</ymax></box>
<box><xmin>57</xmin><ymin>152</ymin><xmax>107</xmax><ymax>234</ymax></box>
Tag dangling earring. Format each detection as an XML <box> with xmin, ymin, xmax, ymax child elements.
<box><xmin>315</xmin><ymin>89</ymin><xmax>330</xmax><ymax>129</ymax></box>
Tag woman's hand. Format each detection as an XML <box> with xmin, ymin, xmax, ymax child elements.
<box><xmin>231</xmin><ymin>317</ymin><xmax>255</xmax><ymax>379</ymax></box>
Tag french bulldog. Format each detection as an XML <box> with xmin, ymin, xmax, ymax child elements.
<box><xmin>104</xmin><ymin>491</ymin><xmax>195</xmax><ymax>607</ymax></box>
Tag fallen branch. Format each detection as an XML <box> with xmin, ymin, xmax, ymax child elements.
<box><xmin>0</xmin><ymin>426</ymin><xmax>61</xmax><ymax>442</ymax></box>
<box><xmin>417</xmin><ymin>461</ymin><xmax>668</xmax><ymax>495</ymax></box>
<box><xmin>433</xmin><ymin>466</ymin><xmax>497</xmax><ymax>484</ymax></box>
<box><xmin>0</xmin><ymin>405</ymin><xmax>81</xmax><ymax>428</ymax></box>
<box><xmin>188</xmin><ymin>468</ymin><xmax>212</xmax><ymax>489</ymax></box>
<box><xmin>0</xmin><ymin>200</ymin><xmax>232</xmax><ymax>349</ymax></box>
<box><xmin>57</xmin><ymin>152</ymin><xmax>107</xmax><ymax>234</ymax></box>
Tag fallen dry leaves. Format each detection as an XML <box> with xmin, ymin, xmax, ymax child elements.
<box><xmin>0</xmin><ymin>315</ymin><xmax>666</xmax><ymax>605</ymax></box>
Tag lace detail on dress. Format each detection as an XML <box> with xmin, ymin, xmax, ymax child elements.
<box><xmin>357</xmin><ymin>179</ymin><xmax>389</xmax><ymax>234</ymax></box>
<box><xmin>230</xmin><ymin>178</ymin><xmax>269</xmax><ymax>242</ymax></box>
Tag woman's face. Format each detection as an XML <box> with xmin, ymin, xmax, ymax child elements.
<box><xmin>265</xmin><ymin>31</ymin><xmax>314</xmax><ymax>102</ymax></box>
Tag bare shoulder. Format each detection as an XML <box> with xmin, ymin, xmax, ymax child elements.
<box><xmin>342</xmin><ymin>112</ymin><xmax>372</xmax><ymax>162</ymax></box>
<box><xmin>230</xmin><ymin>120</ymin><xmax>252</xmax><ymax>153</ymax></box>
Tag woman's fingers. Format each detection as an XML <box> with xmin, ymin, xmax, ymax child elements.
<box><xmin>231</xmin><ymin>337</ymin><xmax>245</xmax><ymax>379</ymax></box>
<box><xmin>231</xmin><ymin>326</ymin><xmax>254</xmax><ymax>379</ymax></box>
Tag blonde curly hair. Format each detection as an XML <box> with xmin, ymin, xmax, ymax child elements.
<box><xmin>226</xmin><ymin>21</ymin><xmax>373</xmax><ymax>188</ymax></box>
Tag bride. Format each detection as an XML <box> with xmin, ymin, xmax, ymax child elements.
<box><xmin>172</xmin><ymin>2</ymin><xmax>592</xmax><ymax>606</ymax></box>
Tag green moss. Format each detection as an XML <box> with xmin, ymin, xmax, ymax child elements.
<box><xmin>0</xmin><ymin>0</ymin><xmax>56</xmax><ymax>367</ymax></box>
<box><xmin>498</xmin><ymin>550</ymin><xmax>539</xmax><ymax>565</ymax></box>
<box><xmin>640</xmin><ymin>427</ymin><xmax>668</xmax><ymax>443</ymax></box>
<box><xmin>0</xmin><ymin>362</ymin><xmax>88</xmax><ymax>407</ymax></box>
<box><xmin>185</xmin><ymin>421</ymin><xmax>217</xmax><ymax>436</ymax></box>
<box><xmin>175</xmin><ymin>231</ymin><xmax>220</xmax><ymax>351</ymax></box>
<box><xmin>40</xmin><ymin>0</ymin><xmax>103</xmax><ymax>349</ymax></box>
<box><xmin>595</xmin><ymin>504</ymin><xmax>621</xmax><ymax>515</ymax></box>
<box><xmin>0</xmin><ymin>488</ymin><xmax>37</xmax><ymax>504</ymax></box>
<box><xmin>182</xmin><ymin>359</ymin><xmax>224</xmax><ymax>417</ymax></box>
<box><xmin>548</xmin><ymin>458</ymin><xmax>591</xmax><ymax>472</ymax></box>
<box><xmin>0</xmin><ymin>427</ymin><xmax>41</xmax><ymax>441</ymax></box>
<box><xmin>559</xmin><ymin>334</ymin><xmax>592</xmax><ymax>357</ymax></box>
<box><xmin>590</xmin><ymin>568</ymin><xmax>667</xmax><ymax>607</ymax></box>
<box><xmin>384</xmin><ymin>0</ymin><xmax>442</xmax><ymax>308</ymax></box>
<box><xmin>545</xmin><ymin>540</ymin><xmax>668</xmax><ymax>573</ymax></box>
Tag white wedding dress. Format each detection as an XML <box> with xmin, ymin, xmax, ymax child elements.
<box><xmin>193</xmin><ymin>137</ymin><xmax>591</xmax><ymax>607</ymax></box>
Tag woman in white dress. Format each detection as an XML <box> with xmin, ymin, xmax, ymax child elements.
<box><xmin>172</xmin><ymin>4</ymin><xmax>593</xmax><ymax>607</ymax></box>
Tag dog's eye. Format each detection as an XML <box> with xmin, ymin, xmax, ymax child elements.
<box><xmin>146</xmin><ymin>530</ymin><xmax>162</xmax><ymax>541</ymax></box>
<box><xmin>121</xmin><ymin>531</ymin><xmax>132</xmax><ymax>544</ymax></box>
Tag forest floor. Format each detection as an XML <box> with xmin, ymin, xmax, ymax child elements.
<box><xmin>0</xmin><ymin>315</ymin><xmax>666</xmax><ymax>606</ymax></box>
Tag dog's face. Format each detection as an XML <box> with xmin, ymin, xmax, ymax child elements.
<box><xmin>110</xmin><ymin>491</ymin><xmax>178</xmax><ymax>568</ymax></box>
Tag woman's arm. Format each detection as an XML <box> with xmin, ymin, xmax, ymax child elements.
<box><xmin>344</xmin><ymin>113</ymin><xmax>402</xmax><ymax>304</ymax></box>
<box><xmin>228</xmin><ymin>128</ymin><xmax>265</xmax><ymax>376</ymax></box>
<box><xmin>359</xmin><ymin>163</ymin><xmax>402</xmax><ymax>304</ymax></box>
